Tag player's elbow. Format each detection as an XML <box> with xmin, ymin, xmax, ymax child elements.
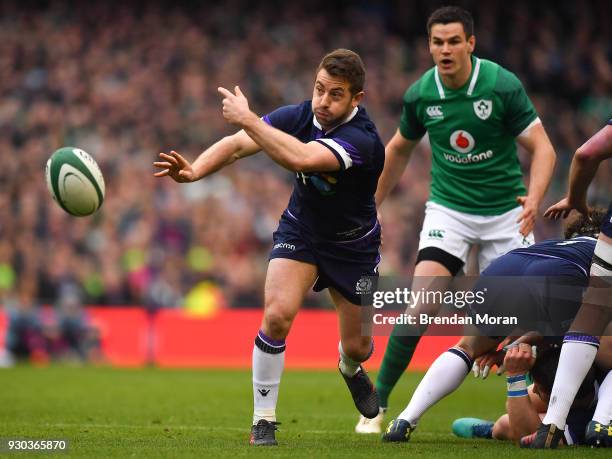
<box><xmin>536</xmin><ymin>142</ymin><xmax>556</xmax><ymax>165</ymax></box>
<box><xmin>291</xmin><ymin>155</ymin><xmax>324</xmax><ymax>173</ymax></box>
<box><xmin>574</xmin><ymin>145</ymin><xmax>603</xmax><ymax>164</ymax></box>
<box><xmin>287</xmin><ymin>157</ymin><xmax>307</xmax><ymax>173</ymax></box>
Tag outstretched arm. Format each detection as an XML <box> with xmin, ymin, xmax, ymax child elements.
<box><xmin>375</xmin><ymin>129</ymin><xmax>420</xmax><ymax>207</ymax></box>
<box><xmin>218</xmin><ymin>86</ymin><xmax>341</xmax><ymax>173</ymax></box>
<box><xmin>545</xmin><ymin>124</ymin><xmax>612</xmax><ymax>219</ymax></box>
<box><xmin>516</xmin><ymin>122</ymin><xmax>557</xmax><ymax>235</ymax></box>
<box><xmin>153</xmin><ymin>129</ymin><xmax>260</xmax><ymax>182</ymax></box>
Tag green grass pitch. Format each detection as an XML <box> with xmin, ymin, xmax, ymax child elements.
<box><xmin>0</xmin><ymin>366</ymin><xmax>605</xmax><ymax>458</ymax></box>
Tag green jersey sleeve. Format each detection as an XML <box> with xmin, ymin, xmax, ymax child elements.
<box><xmin>399</xmin><ymin>81</ymin><xmax>426</xmax><ymax>140</ymax></box>
<box><xmin>495</xmin><ymin>68</ymin><xmax>538</xmax><ymax>137</ymax></box>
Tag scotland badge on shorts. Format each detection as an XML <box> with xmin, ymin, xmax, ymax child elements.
<box><xmin>356</xmin><ymin>276</ymin><xmax>378</xmax><ymax>305</ymax></box>
<box><xmin>356</xmin><ymin>277</ymin><xmax>373</xmax><ymax>295</ymax></box>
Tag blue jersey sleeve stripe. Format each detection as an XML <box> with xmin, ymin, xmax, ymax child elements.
<box><xmin>316</xmin><ymin>138</ymin><xmax>352</xmax><ymax>169</ymax></box>
<box><xmin>262</xmin><ymin>115</ymin><xmax>272</xmax><ymax>126</ymax></box>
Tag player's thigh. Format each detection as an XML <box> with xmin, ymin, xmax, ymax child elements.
<box><xmin>330</xmin><ymin>288</ymin><xmax>372</xmax><ymax>359</ymax></box>
<box><xmin>417</xmin><ymin>202</ymin><xmax>472</xmax><ymax>275</ymax></box>
<box><xmin>478</xmin><ymin>206</ymin><xmax>534</xmax><ymax>271</ymax></box>
<box><xmin>262</xmin><ymin>258</ymin><xmax>318</xmax><ymax>337</ymax></box>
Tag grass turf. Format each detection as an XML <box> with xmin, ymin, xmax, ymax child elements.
<box><xmin>0</xmin><ymin>366</ymin><xmax>605</xmax><ymax>458</ymax></box>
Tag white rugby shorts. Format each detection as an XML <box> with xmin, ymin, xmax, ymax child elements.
<box><xmin>418</xmin><ymin>201</ymin><xmax>535</xmax><ymax>273</ymax></box>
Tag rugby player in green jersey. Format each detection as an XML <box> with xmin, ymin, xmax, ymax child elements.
<box><xmin>355</xmin><ymin>6</ymin><xmax>556</xmax><ymax>435</ymax></box>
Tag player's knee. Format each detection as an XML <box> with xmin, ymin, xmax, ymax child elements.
<box><xmin>492</xmin><ymin>414</ymin><xmax>511</xmax><ymax>441</ymax></box>
<box><xmin>341</xmin><ymin>336</ymin><xmax>372</xmax><ymax>362</ymax></box>
<box><xmin>262</xmin><ymin>305</ymin><xmax>294</xmax><ymax>338</ymax></box>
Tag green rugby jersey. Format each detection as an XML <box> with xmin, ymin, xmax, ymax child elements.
<box><xmin>399</xmin><ymin>55</ymin><xmax>538</xmax><ymax>215</ymax></box>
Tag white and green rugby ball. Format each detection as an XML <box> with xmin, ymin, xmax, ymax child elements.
<box><xmin>45</xmin><ymin>147</ymin><xmax>105</xmax><ymax>217</ymax></box>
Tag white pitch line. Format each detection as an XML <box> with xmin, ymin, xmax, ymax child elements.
<box><xmin>42</xmin><ymin>422</ymin><xmax>439</xmax><ymax>436</ymax></box>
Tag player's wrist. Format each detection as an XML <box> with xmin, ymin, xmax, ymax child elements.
<box><xmin>240</xmin><ymin>110</ymin><xmax>259</xmax><ymax>129</ymax></box>
<box><xmin>506</xmin><ymin>374</ymin><xmax>528</xmax><ymax>397</ymax></box>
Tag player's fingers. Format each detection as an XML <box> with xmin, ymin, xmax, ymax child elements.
<box><xmin>159</xmin><ymin>152</ymin><xmax>178</xmax><ymax>165</ymax></box>
<box><xmin>481</xmin><ymin>365</ymin><xmax>490</xmax><ymax>379</ymax></box>
<box><xmin>153</xmin><ymin>169</ymin><xmax>169</xmax><ymax>177</ymax></box>
<box><xmin>235</xmin><ymin>85</ymin><xmax>244</xmax><ymax>97</ymax></box>
<box><xmin>496</xmin><ymin>364</ymin><xmax>506</xmax><ymax>375</ymax></box>
<box><xmin>170</xmin><ymin>150</ymin><xmax>188</xmax><ymax>165</ymax></box>
<box><xmin>519</xmin><ymin>221</ymin><xmax>531</xmax><ymax>237</ymax></box>
<box><xmin>217</xmin><ymin>87</ymin><xmax>233</xmax><ymax>98</ymax></box>
<box><xmin>472</xmin><ymin>362</ymin><xmax>480</xmax><ymax>378</ymax></box>
<box><xmin>152</xmin><ymin>161</ymin><xmax>172</xmax><ymax>168</ymax></box>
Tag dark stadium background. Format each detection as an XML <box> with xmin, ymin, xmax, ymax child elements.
<box><xmin>0</xmin><ymin>0</ymin><xmax>609</xmax><ymax>367</ymax></box>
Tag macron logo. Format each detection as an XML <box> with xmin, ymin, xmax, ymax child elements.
<box><xmin>273</xmin><ymin>243</ymin><xmax>295</xmax><ymax>251</ymax></box>
<box><xmin>258</xmin><ymin>389</ymin><xmax>270</xmax><ymax>397</ymax></box>
<box><xmin>426</xmin><ymin>105</ymin><xmax>443</xmax><ymax>119</ymax></box>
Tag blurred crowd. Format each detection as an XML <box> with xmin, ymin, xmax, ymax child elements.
<box><xmin>0</xmin><ymin>0</ymin><xmax>610</xmax><ymax>314</ymax></box>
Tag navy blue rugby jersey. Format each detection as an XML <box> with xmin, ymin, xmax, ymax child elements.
<box><xmin>263</xmin><ymin>100</ymin><xmax>385</xmax><ymax>241</ymax></box>
<box><xmin>511</xmin><ymin>237</ymin><xmax>597</xmax><ymax>278</ymax></box>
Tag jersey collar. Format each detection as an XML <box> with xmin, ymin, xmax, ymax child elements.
<box><xmin>312</xmin><ymin>106</ymin><xmax>359</xmax><ymax>134</ymax></box>
<box><xmin>434</xmin><ymin>56</ymin><xmax>481</xmax><ymax>99</ymax></box>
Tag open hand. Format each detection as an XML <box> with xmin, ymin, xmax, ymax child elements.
<box><xmin>543</xmin><ymin>196</ymin><xmax>588</xmax><ymax>220</ymax></box>
<box><xmin>153</xmin><ymin>150</ymin><xmax>196</xmax><ymax>183</ymax></box>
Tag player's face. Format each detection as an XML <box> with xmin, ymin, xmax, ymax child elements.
<box><xmin>429</xmin><ymin>22</ymin><xmax>475</xmax><ymax>77</ymax></box>
<box><xmin>312</xmin><ymin>69</ymin><xmax>363</xmax><ymax>130</ymax></box>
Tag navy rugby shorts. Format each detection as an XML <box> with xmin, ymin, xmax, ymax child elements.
<box><xmin>269</xmin><ymin>213</ymin><xmax>381</xmax><ymax>305</ymax></box>
<box><xmin>467</xmin><ymin>253</ymin><xmax>588</xmax><ymax>336</ymax></box>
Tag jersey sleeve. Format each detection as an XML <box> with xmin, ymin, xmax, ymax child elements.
<box><xmin>496</xmin><ymin>68</ymin><xmax>539</xmax><ymax>137</ymax></box>
<box><xmin>262</xmin><ymin>103</ymin><xmax>303</xmax><ymax>134</ymax></box>
<box><xmin>398</xmin><ymin>82</ymin><xmax>426</xmax><ymax>140</ymax></box>
<box><xmin>315</xmin><ymin>127</ymin><xmax>375</xmax><ymax>171</ymax></box>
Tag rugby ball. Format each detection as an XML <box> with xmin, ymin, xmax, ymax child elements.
<box><xmin>45</xmin><ymin>147</ymin><xmax>105</xmax><ymax>217</ymax></box>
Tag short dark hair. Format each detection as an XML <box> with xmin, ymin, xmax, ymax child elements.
<box><xmin>427</xmin><ymin>6</ymin><xmax>474</xmax><ymax>38</ymax></box>
<box><xmin>317</xmin><ymin>49</ymin><xmax>365</xmax><ymax>95</ymax></box>
<box><xmin>564</xmin><ymin>207</ymin><xmax>606</xmax><ymax>239</ymax></box>
<box><xmin>531</xmin><ymin>346</ymin><xmax>595</xmax><ymax>400</ymax></box>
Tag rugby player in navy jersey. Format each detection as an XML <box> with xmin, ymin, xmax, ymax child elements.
<box><xmin>382</xmin><ymin>210</ymin><xmax>607</xmax><ymax>443</ymax></box>
<box><xmin>527</xmin><ymin>121</ymin><xmax>612</xmax><ymax>448</ymax></box>
<box><xmin>153</xmin><ymin>49</ymin><xmax>385</xmax><ymax>446</ymax></box>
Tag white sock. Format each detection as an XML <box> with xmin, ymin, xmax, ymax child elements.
<box><xmin>398</xmin><ymin>348</ymin><xmax>472</xmax><ymax>426</ymax></box>
<box><xmin>592</xmin><ymin>370</ymin><xmax>612</xmax><ymax>425</ymax></box>
<box><xmin>338</xmin><ymin>341</ymin><xmax>372</xmax><ymax>377</ymax></box>
<box><xmin>543</xmin><ymin>336</ymin><xmax>599</xmax><ymax>429</ymax></box>
<box><xmin>253</xmin><ymin>332</ymin><xmax>285</xmax><ymax>424</ymax></box>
